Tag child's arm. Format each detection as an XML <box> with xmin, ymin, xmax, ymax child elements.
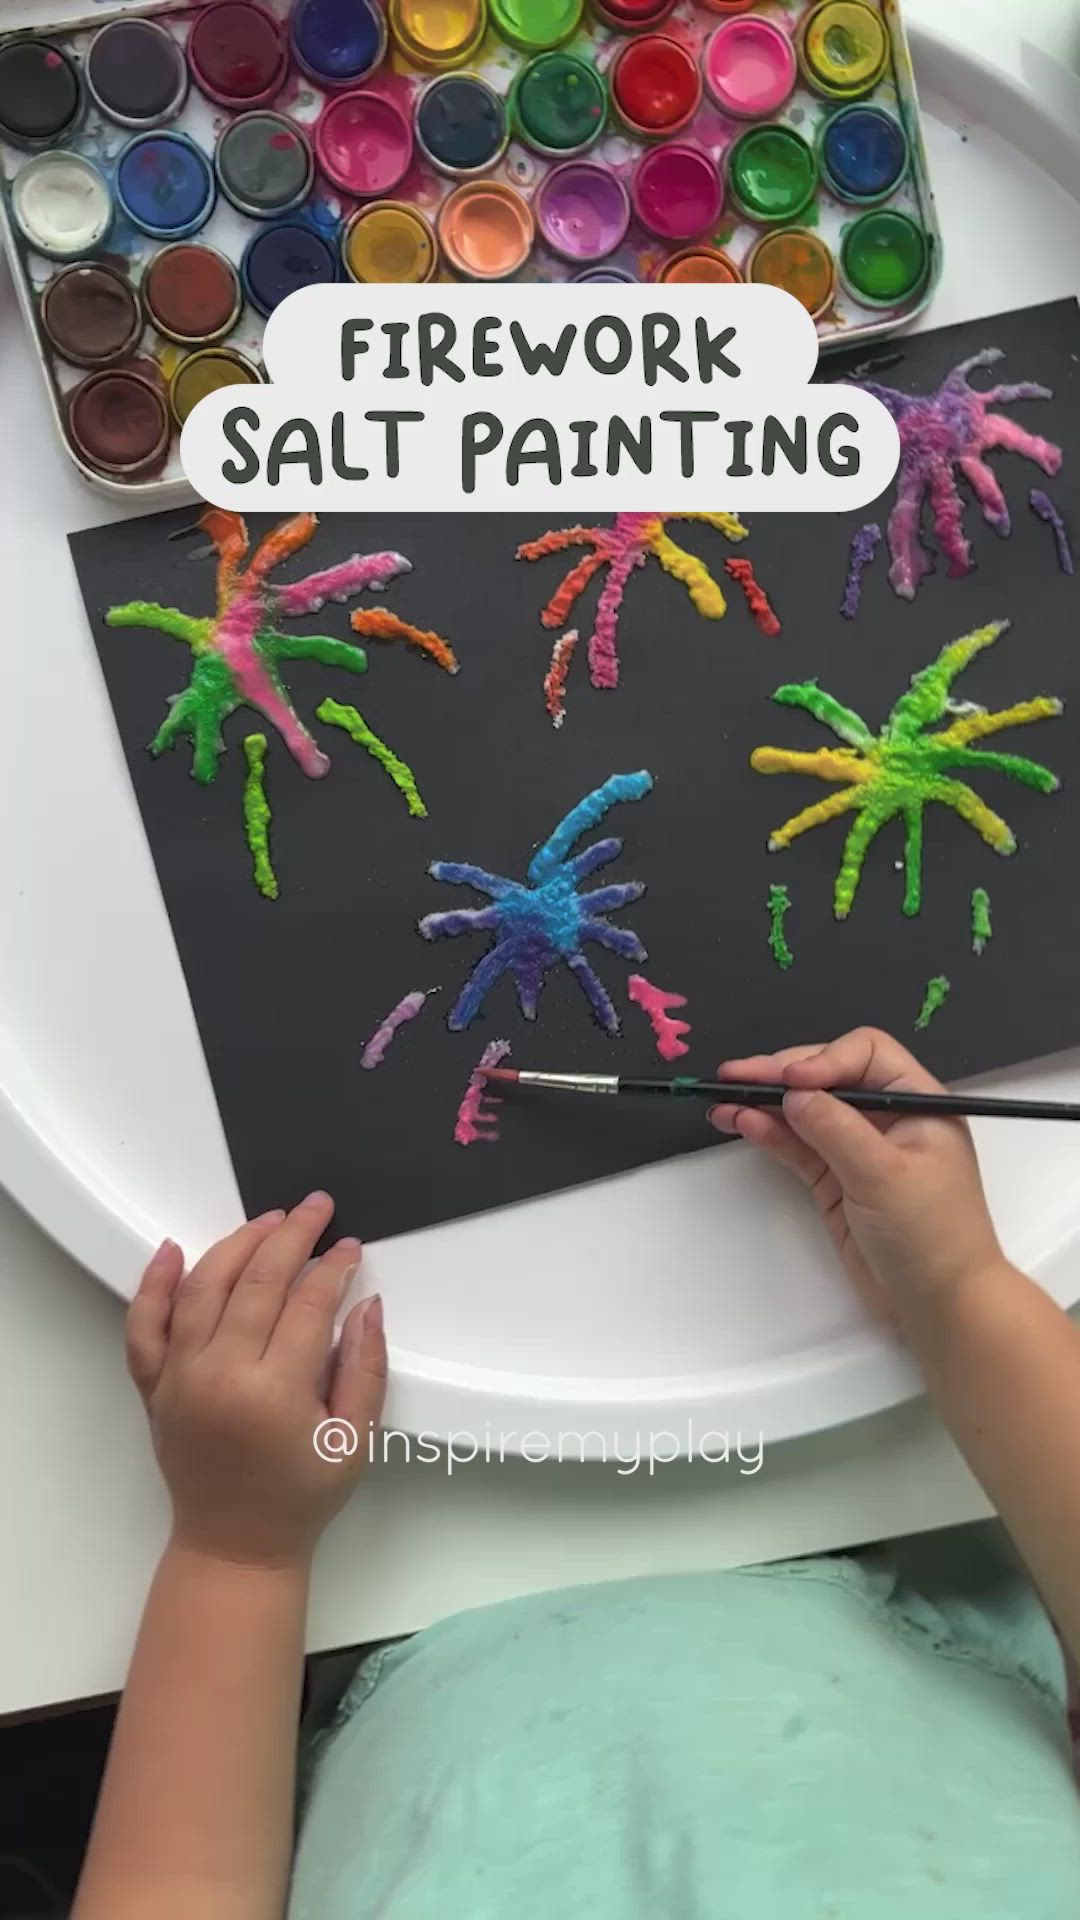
<box><xmin>711</xmin><ymin>1028</ymin><xmax>1080</xmax><ymax>1668</ymax></box>
<box><xmin>73</xmin><ymin>1193</ymin><xmax>386</xmax><ymax>1920</ymax></box>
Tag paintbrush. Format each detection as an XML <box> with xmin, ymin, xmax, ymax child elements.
<box><xmin>478</xmin><ymin>1069</ymin><xmax>1080</xmax><ymax>1122</ymax></box>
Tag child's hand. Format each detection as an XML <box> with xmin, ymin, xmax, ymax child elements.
<box><xmin>709</xmin><ymin>1028</ymin><xmax>1009</xmax><ymax>1327</ymax></box>
<box><xmin>125</xmin><ymin>1193</ymin><xmax>386</xmax><ymax>1570</ymax></box>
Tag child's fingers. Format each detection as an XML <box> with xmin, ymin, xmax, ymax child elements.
<box><xmin>709</xmin><ymin>1104</ymin><xmax>825</xmax><ymax>1187</ymax></box>
<box><xmin>125</xmin><ymin>1238</ymin><xmax>185</xmax><ymax>1400</ymax></box>
<box><xmin>329</xmin><ymin>1294</ymin><xmax>387</xmax><ymax>1436</ymax></box>
<box><xmin>169</xmin><ymin>1210</ymin><xmax>286</xmax><ymax>1354</ymax></box>
<box><xmin>782</xmin><ymin>1027</ymin><xmax>943</xmax><ymax>1097</ymax></box>
<box><xmin>268</xmin><ymin>1238</ymin><xmax>361</xmax><ymax>1379</ymax></box>
<box><xmin>718</xmin><ymin>1045</ymin><xmax>825</xmax><ymax>1083</ymax></box>
<box><xmin>782</xmin><ymin>1087</ymin><xmax>895</xmax><ymax>1198</ymax></box>
<box><xmin>215</xmin><ymin>1192</ymin><xmax>336</xmax><ymax>1355</ymax></box>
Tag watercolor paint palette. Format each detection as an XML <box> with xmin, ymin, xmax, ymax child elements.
<box><xmin>0</xmin><ymin>0</ymin><xmax>942</xmax><ymax>501</ymax></box>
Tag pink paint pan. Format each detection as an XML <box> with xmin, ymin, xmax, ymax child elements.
<box><xmin>316</xmin><ymin>89</ymin><xmax>413</xmax><ymax>197</ymax></box>
<box><xmin>703</xmin><ymin>15</ymin><xmax>797</xmax><ymax>119</ymax></box>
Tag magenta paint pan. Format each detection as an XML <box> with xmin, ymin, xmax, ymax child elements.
<box><xmin>187</xmin><ymin>1</ymin><xmax>289</xmax><ymax>111</ymax></box>
<box><xmin>631</xmin><ymin>144</ymin><xmax>723</xmax><ymax>242</ymax></box>
<box><xmin>535</xmin><ymin>160</ymin><xmax>630</xmax><ymax>262</ymax></box>
<box><xmin>316</xmin><ymin>89</ymin><xmax>414</xmax><ymax>196</ymax></box>
<box><xmin>590</xmin><ymin>0</ymin><xmax>676</xmax><ymax>35</ymax></box>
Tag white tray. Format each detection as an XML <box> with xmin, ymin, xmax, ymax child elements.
<box><xmin>3</xmin><ymin>10</ymin><xmax>1080</xmax><ymax>1454</ymax></box>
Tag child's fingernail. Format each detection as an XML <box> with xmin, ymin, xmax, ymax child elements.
<box><xmin>149</xmin><ymin>1236</ymin><xmax>178</xmax><ymax>1265</ymax></box>
<box><xmin>361</xmin><ymin>1293</ymin><xmax>384</xmax><ymax>1335</ymax></box>
<box><xmin>301</xmin><ymin>1190</ymin><xmax>333</xmax><ymax>1210</ymax></box>
<box><xmin>708</xmin><ymin>1108</ymin><xmax>735</xmax><ymax>1134</ymax></box>
<box><xmin>336</xmin><ymin>1236</ymin><xmax>362</xmax><ymax>1254</ymax></box>
<box><xmin>256</xmin><ymin>1208</ymin><xmax>286</xmax><ymax>1226</ymax></box>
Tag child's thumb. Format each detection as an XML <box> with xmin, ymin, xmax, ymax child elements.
<box><xmin>782</xmin><ymin>1088</ymin><xmax>894</xmax><ymax>1198</ymax></box>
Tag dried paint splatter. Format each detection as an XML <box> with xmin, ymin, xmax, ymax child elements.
<box><xmin>724</xmin><ymin>557</ymin><xmax>780</xmax><ymax>636</ymax></box>
<box><xmin>455</xmin><ymin>1039</ymin><xmax>512</xmax><ymax>1146</ymax></box>
<box><xmin>241</xmin><ymin>733</ymin><xmax>277</xmax><ymax>901</ymax></box>
<box><xmin>517</xmin><ymin>512</ymin><xmax>749</xmax><ymax>690</ymax></box>
<box><xmin>915</xmin><ymin>974</ymin><xmax>951</xmax><ymax>1031</ymax></box>
<box><xmin>971</xmin><ymin>886</ymin><xmax>992</xmax><ymax>956</ymax></box>
<box><xmin>544</xmin><ymin>629</ymin><xmax>578</xmax><ymax>728</ymax></box>
<box><xmin>841</xmin><ymin>523</ymin><xmax>882</xmax><ymax>620</ymax></box>
<box><xmin>106</xmin><ymin>511</ymin><xmax>454</xmax><ymax>892</ymax></box>
<box><xmin>860</xmin><ymin>351</ymin><xmax>1062</xmax><ymax>598</ymax></box>
<box><xmin>752</xmin><ymin>620</ymin><xmax>1061</xmax><ymax>919</ymax></box>
<box><xmin>361</xmin><ymin>989</ymin><xmax>430</xmax><ymax>1069</ymax></box>
<box><xmin>767</xmin><ymin>883</ymin><xmax>793</xmax><ymax>970</ymax></box>
<box><xmin>627</xmin><ymin>974</ymin><xmax>690</xmax><ymax>1060</ymax></box>
<box><xmin>420</xmin><ymin>771</ymin><xmax>652</xmax><ymax>1033</ymax></box>
<box><xmin>1029</xmin><ymin>490</ymin><xmax>1074</xmax><ymax>575</ymax></box>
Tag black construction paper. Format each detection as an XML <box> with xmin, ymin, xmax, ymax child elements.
<box><xmin>71</xmin><ymin>298</ymin><xmax>1080</xmax><ymax>1244</ymax></box>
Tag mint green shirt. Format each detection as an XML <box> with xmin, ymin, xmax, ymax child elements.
<box><xmin>291</xmin><ymin>1527</ymin><xmax>1080</xmax><ymax>1918</ymax></box>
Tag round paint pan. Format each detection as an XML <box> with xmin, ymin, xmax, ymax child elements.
<box><xmin>656</xmin><ymin>245</ymin><xmax>741</xmax><ymax>285</ymax></box>
<box><xmin>86</xmin><ymin>18</ymin><xmax>188</xmax><ymax>130</ymax></box>
<box><xmin>291</xmin><ymin>0</ymin><xmax>388</xmax><ymax>86</ymax></box>
<box><xmin>11</xmin><ymin>151</ymin><xmax>112</xmax><ymax>262</ymax></box>
<box><xmin>611</xmin><ymin>37</ymin><xmax>701</xmax><ymax>140</ymax></box>
<box><xmin>509</xmin><ymin>52</ymin><xmax>604</xmax><ymax>158</ymax></box>
<box><xmin>116</xmin><ymin>131</ymin><xmax>216</xmax><ymax>241</ymax></box>
<box><xmin>169</xmin><ymin>347</ymin><xmax>264</xmax><ymax>427</ymax></box>
<box><xmin>40</xmin><ymin>263</ymin><xmax>142</xmax><ymax>370</ymax></box>
<box><xmin>416</xmin><ymin>74</ymin><xmax>508</xmax><ymax>178</ymax></box>
<box><xmin>143</xmin><ymin>244</ymin><xmax>243</xmax><ymax>345</ymax></box>
<box><xmin>187</xmin><ymin>1</ymin><xmax>289</xmax><ymax>111</ymax></box>
<box><xmin>591</xmin><ymin>0</ymin><xmax>675</xmax><ymax>34</ymax></box>
<box><xmin>343</xmin><ymin>201</ymin><xmax>438</xmax><ymax>282</ymax></box>
<box><xmin>631</xmin><ymin>144</ymin><xmax>722</xmax><ymax>243</ymax></box>
<box><xmin>798</xmin><ymin>0</ymin><xmax>889</xmax><ymax>101</ymax></box>
<box><xmin>840</xmin><ymin>207</ymin><xmax>928</xmax><ymax>307</ymax></box>
<box><xmin>819</xmin><ymin>103</ymin><xmax>908</xmax><ymax>206</ymax></box>
<box><xmin>727</xmin><ymin>123</ymin><xmax>817</xmax><ymax>224</ymax></box>
<box><xmin>490</xmin><ymin>0</ymin><xmax>583</xmax><ymax>54</ymax></box>
<box><xmin>573</xmin><ymin>266</ymin><xmax>636</xmax><ymax>282</ymax></box>
<box><xmin>68</xmin><ymin>367</ymin><xmax>170</xmax><ymax>478</ymax></box>
<box><xmin>389</xmin><ymin>0</ymin><xmax>487</xmax><ymax>72</ymax></box>
<box><xmin>437</xmin><ymin>180</ymin><xmax>534</xmax><ymax>280</ymax></box>
<box><xmin>0</xmin><ymin>40</ymin><xmax>83</xmax><ymax>153</ymax></box>
<box><xmin>699</xmin><ymin>0</ymin><xmax>757</xmax><ymax>11</ymax></box>
<box><xmin>747</xmin><ymin>228</ymin><xmax>835</xmax><ymax>318</ymax></box>
<box><xmin>240</xmin><ymin>222</ymin><xmax>340</xmax><ymax>316</ymax></box>
<box><xmin>703</xmin><ymin>16</ymin><xmax>796</xmax><ymax>120</ymax></box>
<box><xmin>535</xmin><ymin>161</ymin><xmax>630</xmax><ymax>264</ymax></box>
<box><xmin>316</xmin><ymin>90</ymin><xmax>413</xmax><ymax>197</ymax></box>
<box><xmin>216</xmin><ymin>112</ymin><xmax>315</xmax><ymax>218</ymax></box>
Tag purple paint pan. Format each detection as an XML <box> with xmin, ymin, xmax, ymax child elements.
<box><xmin>534</xmin><ymin>160</ymin><xmax>630</xmax><ymax>263</ymax></box>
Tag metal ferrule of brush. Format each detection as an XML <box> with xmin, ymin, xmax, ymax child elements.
<box><xmin>515</xmin><ymin>1072</ymin><xmax>620</xmax><ymax>1094</ymax></box>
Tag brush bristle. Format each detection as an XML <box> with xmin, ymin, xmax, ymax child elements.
<box><xmin>477</xmin><ymin>1066</ymin><xmax>518</xmax><ymax>1082</ymax></box>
